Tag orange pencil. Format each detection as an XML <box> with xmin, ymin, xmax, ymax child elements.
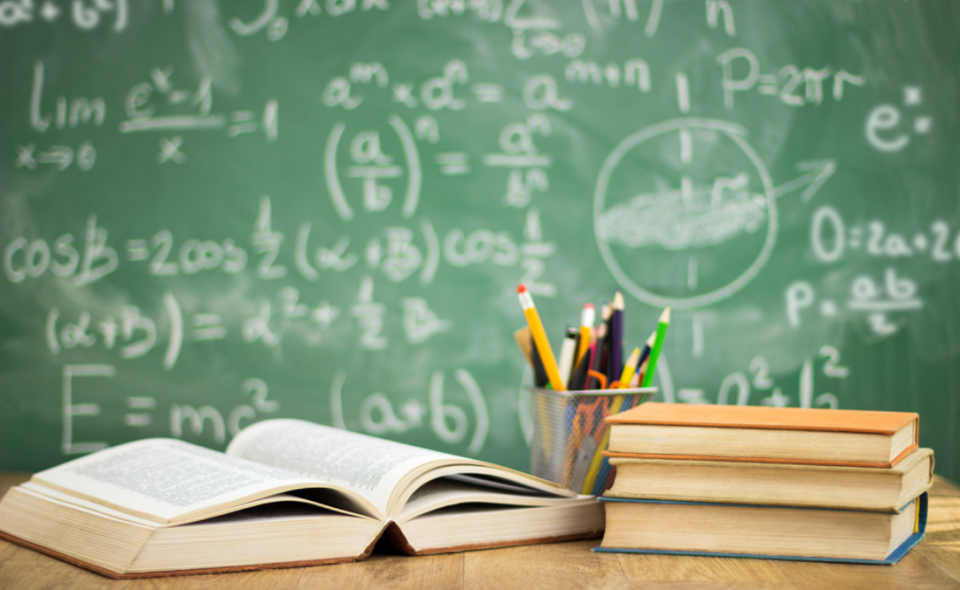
<box><xmin>517</xmin><ymin>284</ymin><xmax>565</xmax><ymax>391</ymax></box>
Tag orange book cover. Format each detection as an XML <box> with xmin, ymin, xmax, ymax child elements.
<box><xmin>606</xmin><ymin>403</ymin><xmax>918</xmax><ymax>436</ymax></box>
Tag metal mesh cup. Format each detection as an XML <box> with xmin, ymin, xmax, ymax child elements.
<box><xmin>528</xmin><ymin>387</ymin><xmax>655</xmax><ymax>496</ymax></box>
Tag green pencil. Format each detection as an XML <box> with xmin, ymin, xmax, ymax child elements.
<box><xmin>641</xmin><ymin>306</ymin><xmax>671</xmax><ymax>388</ymax></box>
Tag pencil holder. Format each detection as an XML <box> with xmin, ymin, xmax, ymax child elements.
<box><xmin>527</xmin><ymin>387</ymin><xmax>655</xmax><ymax>496</ymax></box>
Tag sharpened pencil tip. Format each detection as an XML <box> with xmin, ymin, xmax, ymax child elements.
<box><xmin>517</xmin><ymin>284</ymin><xmax>527</xmax><ymax>294</ymax></box>
<box><xmin>613</xmin><ymin>291</ymin><xmax>624</xmax><ymax>310</ymax></box>
<box><xmin>660</xmin><ymin>306</ymin><xmax>671</xmax><ymax>323</ymax></box>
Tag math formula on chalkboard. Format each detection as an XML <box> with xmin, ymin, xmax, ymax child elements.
<box><xmin>2</xmin><ymin>0</ymin><xmax>958</xmax><ymax>480</ymax></box>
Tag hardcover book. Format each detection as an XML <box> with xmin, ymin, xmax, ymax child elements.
<box><xmin>595</xmin><ymin>493</ymin><xmax>927</xmax><ymax>564</ymax></box>
<box><xmin>0</xmin><ymin>420</ymin><xmax>603</xmax><ymax>578</ymax></box>
<box><xmin>605</xmin><ymin>448</ymin><xmax>934</xmax><ymax>511</ymax></box>
<box><xmin>605</xmin><ymin>403</ymin><xmax>919</xmax><ymax>467</ymax></box>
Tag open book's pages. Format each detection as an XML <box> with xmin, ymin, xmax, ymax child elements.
<box><xmin>224</xmin><ymin>419</ymin><xmax>581</xmax><ymax>520</ymax></box>
<box><xmin>597</xmin><ymin>494</ymin><xmax>928</xmax><ymax>564</ymax></box>
<box><xmin>605</xmin><ymin>403</ymin><xmax>919</xmax><ymax>467</ymax></box>
<box><xmin>0</xmin><ymin>420</ymin><xmax>603</xmax><ymax>577</ymax></box>
<box><xmin>605</xmin><ymin>448</ymin><xmax>934</xmax><ymax>512</ymax></box>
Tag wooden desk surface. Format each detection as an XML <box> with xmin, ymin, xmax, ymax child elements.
<box><xmin>1</xmin><ymin>472</ymin><xmax>958</xmax><ymax>590</ymax></box>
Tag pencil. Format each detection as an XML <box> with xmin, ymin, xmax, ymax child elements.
<box><xmin>588</xmin><ymin>308</ymin><xmax>609</xmax><ymax>390</ymax></box>
<box><xmin>641</xmin><ymin>306</ymin><xmax>671</xmax><ymax>388</ymax></box>
<box><xmin>617</xmin><ymin>347</ymin><xmax>641</xmax><ymax>389</ymax></box>
<box><xmin>517</xmin><ymin>284</ymin><xmax>566</xmax><ymax>391</ymax></box>
<box><xmin>609</xmin><ymin>292</ymin><xmax>625</xmax><ymax>385</ymax></box>
<box><xmin>576</xmin><ymin>303</ymin><xmax>594</xmax><ymax>365</ymax></box>
<box><xmin>557</xmin><ymin>327</ymin><xmax>579</xmax><ymax>387</ymax></box>
<box><xmin>513</xmin><ymin>326</ymin><xmax>534</xmax><ymax>370</ymax></box>
<box><xmin>637</xmin><ymin>330</ymin><xmax>656</xmax><ymax>369</ymax></box>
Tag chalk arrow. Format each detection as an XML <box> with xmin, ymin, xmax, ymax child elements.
<box><xmin>37</xmin><ymin>146</ymin><xmax>74</xmax><ymax>170</ymax></box>
<box><xmin>770</xmin><ymin>160</ymin><xmax>837</xmax><ymax>202</ymax></box>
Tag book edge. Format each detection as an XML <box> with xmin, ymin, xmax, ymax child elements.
<box><xmin>593</xmin><ymin>493</ymin><xmax>928</xmax><ymax>565</ymax></box>
<box><xmin>597</xmin><ymin>493</ymin><xmax>924</xmax><ymax>514</ymax></box>
<box><xmin>603</xmin><ymin>444</ymin><xmax>919</xmax><ymax>469</ymax></box>
<box><xmin>607</xmin><ymin>404</ymin><xmax>919</xmax><ymax>436</ymax></box>
<box><xmin>0</xmin><ymin>529</ymin><xmax>365</xmax><ymax>578</ymax></box>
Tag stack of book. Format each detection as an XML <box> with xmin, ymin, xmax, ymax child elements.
<box><xmin>594</xmin><ymin>403</ymin><xmax>934</xmax><ymax>564</ymax></box>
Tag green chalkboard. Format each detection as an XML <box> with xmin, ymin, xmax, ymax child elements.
<box><xmin>2</xmin><ymin>0</ymin><xmax>959</xmax><ymax>479</ymax></box>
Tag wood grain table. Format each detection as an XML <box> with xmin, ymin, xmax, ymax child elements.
<box><xmin>1</xmin><ymin>472</ymin><xmax>958</xmax><ymax>589</ymax></box>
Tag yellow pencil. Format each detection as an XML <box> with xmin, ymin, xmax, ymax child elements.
<box><xmin>517</xmin><ymin>284</ymin><xmax>565</xmax><ymax>391</ymax></box>
<box><xmin>617</xmin><ymin>347</ymin><xmax>641</xmax><ymax>389</ymax></box>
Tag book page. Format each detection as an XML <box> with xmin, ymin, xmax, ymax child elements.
<box><xmin>226</xmin><ymin>420</ymin><xmax>459</xmax><ymax>516</ymax></box>
<box><xmin>33</xmin><ymin>439</ymin><xmax>322</xmax><ymax>524</ymax></box>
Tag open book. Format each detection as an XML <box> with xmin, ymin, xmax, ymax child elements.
<box><xmin>0</xmin><ymin>420</ymin><xmax>603</xmax><ymax>578</ymax></box>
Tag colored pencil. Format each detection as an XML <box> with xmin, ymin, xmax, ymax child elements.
<box><xmin>568</xmin><ymin>339</ymin><xmax>594</xmax><ymax>390</ymax></box>
<box><xmin>609</xmin><ymin>292</ymin><xmax>625</xmax><ymax>385</ymax></box>
<box><xmin>617</xmin><ymin>347</ymin><xmax>641</xmax><ymax>389</ymax></box>
<box><xmin>576</xmin><ymin>303</ymin><xmax>594</xmax><ymax>364</ymax></box>
<box><xmin>637</xmin><ymin>330</ymin><xmax>656</xmax><ymax>369</ymax></box>
<box><xmin>557</xmin><ymin>327</ymin><xmax>579</xmax><ymax>387</ymax></box>
<box><xmin>517</xmin><ymin>284</ymin><xmax>566</xmax><ymax>391</ymax></box>
<box><xmin>513</xmin><ymin>326</ymin><xmax>534</xmax><ymax>370</ymax></box>
<box><xmin>641</xmin><ymin>306</ymin><xmax>671</xmax><ymax>388</ymax></box>
<box><xmin>588</xmin><ymin>307</ymin><xmax>610</xmax><ymax>390</ymax></box>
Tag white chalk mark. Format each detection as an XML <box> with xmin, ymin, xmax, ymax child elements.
<box><xmin>654</xmin><ymin>355</ymin><xmax>674</xmax><ymax>403</ymax></box>
<box><xmin>325</xmin><ymin>123</ymin><xmax>353</xmax><ymax>220</ymax></box>
<box><xmin>158</xmin><ymin>136</ymin><xmax>186</xmax><ymax>164</ymax></box>
<box><xmin>125</xmin><ymin>414</ymin><xmax>152</xmax><ymax>426</ymax></box>
<box><xmin>46</xmin><ymin>308</ymin><xmax>61</xmax><ymax>354</ymax></box>
<box><xmin>331</xmin><ymin>370</ymin><xmax>348</xmax><ymax>430</ymax></box>
<box><xmin>127</xmin><ymin>397</ymin><xmax>156</xmax><ymax>409</ymax></box>
<box><xmin>687</xmin><ymin>256</ymin><xmax>698</xmax><ymax>290</ymax></box>
<box><xmin>904</xmin><ymin>86</ymin><xmax>922</xmax><ymax>106</ymax></box>
<box><xmin>388</xmin><ymin>114</ymin><xmax>422</xmax><ymax>219</ymax></box>
<box><xmin>679</xmin><ymin>128</ymin><xmax>692</xmax><ymax>163</ymax></box>
<box><xmin>230</xmin><ymin>0</ymin><xmax>277</xmax><ymax>35</ymax></box>
<box><xmin>914</xmin><ymin>117</ymin><xmax>931</xmax><ymax>134</ymax></box>
<box><xmin>63</xmin><ymin>364</ymin><xmax>114</xmax><ymax>454</ymax></box>
<box><xmin>458</xmin><ymin>369</ymin><xmax>489</xmax><ymax>454</ymax></box>
<box><xmin>472</xmin><ymin>84</ymin><xmax>502</xmax><ymax>103</ymax></box>
<box><xmin>676</xmin><ymin>72</ymin><xmax>690</xmax><ymax>113</ymax></box>
<box><xmin>194</xmin><ymin>327</ymin><xmax>227</xmax><ymax>340</ymax></box>
<box><xmin>520</xmin><ymin>243</ymin><xmax>555</xmax><ymax>257</ymax></box>
<box><xmin>420</xmin><ymin>219</ymin><xmax>440</xmax><ymax>284</ymax></box>
<box><xmin>692</xmin><ymin>315</ymin><xmax>704</xmax><ymax>357</ymax></box>
<box><xmin>706</xmin><ymin>0</ymin><xmax>735</xmax><ymax>36</ymax></box>
<box><xmin>163</xmin><ymin>293</ymin><xmax>183</xmax><ymax>370</ymax></box>
<box><xmin>482</xmin><ymin>154</ymin><xmax>552</xmax><ymax>167</ymax></box>
<box><xmin>295</xmin><ymin>222</ymin><xmax>319</xmax><ymax>281</ymax></box>
<box><xmin>126</xmin><ymin>240</ymin><xmax>149</xmax><ymax>260</ymax></box>
<box><xmin>120</xmin><ymin>115</ymin><xmax>226</xmax><ymax>133</ymax></box>
<box><xmin>770</xmin><ymin>160</ymin><xmax>837</xmax><ymax>202</ymax></box>
<box><xmin>581</xmin><ymin>0</ymin><xmax>600</xmax><ymax>29</ymax></box>
<box><xmin>31</xmin><ymin>62</ymin><xmax>50</xmax><ymax>133</ymax></box>
<box><xmin>346</xmin><ymin>165</ymin><xmax>403</xmax><ymax>178</ymax></box>
<box><xmin>41</xmin><ymin>2</ymin><xmax>60</xmax><ymax>21</ymax></box>
<box><xmin>848</xmin><ymin>299</ymin><xmax>922</xmax><ymax>312</ymax></box>
<box><xmin>681</xmin><ymin>175</ymin><xmax>694</xmax><ymax>205</ymax></box>
<box><xmin>644</xmin><ymin>0</ymin><xmax>663</xmax><ymax>37</ymax></box>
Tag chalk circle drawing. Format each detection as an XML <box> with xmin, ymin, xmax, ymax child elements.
<box><xmin>594</xmin><ymin>118</ymin><xmax>777</xmax><ymax>309</ymax></box>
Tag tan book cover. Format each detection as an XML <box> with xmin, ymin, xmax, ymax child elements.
<box><xmin>605</xmin><ymin>403</ymin><xmax>919</xmax><ymax>468</ymax></box>
<box><xmin>607</xmin><ymin>402</ymin><xmax>919</xmax><ymax>435</ymax></box>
